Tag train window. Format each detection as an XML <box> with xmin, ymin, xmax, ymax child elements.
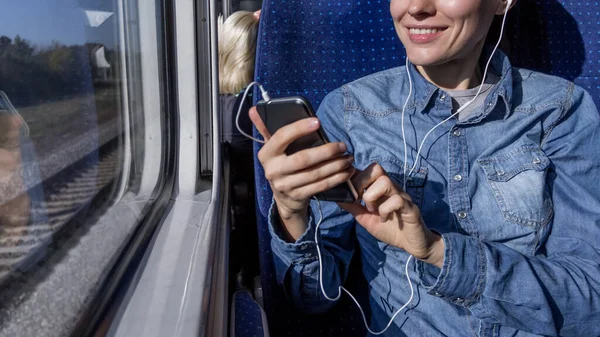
<box><xmin>0</xmin><ymin>0</ymin><xmax>169</xmax><ymax>336</ymax></box>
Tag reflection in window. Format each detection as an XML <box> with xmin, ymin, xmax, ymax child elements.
<box><xmin>0</xmin><ymin>10</ymin><xmax>121</xmax><ymax>279</ymax></box>
<box><xmin>0</xmin><ymin>0</ymin><xmax>165</xmax><ymax>334</ymax></box>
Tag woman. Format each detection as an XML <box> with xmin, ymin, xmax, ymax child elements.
<box><xmin>219</xmin><ymin>10</ymin><xmax>262</xmax><ymax>284</ymax></box>
<box><xmin>250</xmin><ymin>0</ymin><xmax>600</xmax><ymax>336</ymax></box>
<box><xmin>218</xmin><ymin>10</ymin><xmax>259</xmax><ymax>156</ymax></box>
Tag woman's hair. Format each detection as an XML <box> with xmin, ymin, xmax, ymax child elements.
<box><xmin>218</xmin><ymin>11</ymin><xmax>259</xmax><ymax>95</ymax></box>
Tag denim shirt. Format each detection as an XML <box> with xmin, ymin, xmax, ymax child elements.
<box><xmin>268</xmin><ymin>48</ymin><xmax>600</xmax><ymax>337</ymax></box>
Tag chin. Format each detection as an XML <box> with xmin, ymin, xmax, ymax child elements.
<box><xmin>405</xmin><ymin>49</ymin><xmax>447</xmax><ymax>67</ymax></box>
<box><xmin>398</xmin><ymin>36</ymin><xmax>448</xmax><ymax>66</ymax></box>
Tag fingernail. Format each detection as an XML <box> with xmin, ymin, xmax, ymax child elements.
<box><xmin>380</xmin><ymin>216</ymin><xmax>387</xmax><ymax>223</ymax></box>
<box><xmin>338</xmin><ymin>143</ymin><xmax>347</xmax><ymax>152</ymax></box>
<box><xmin>309</xmin><ymin>118</ymin><xmax>320</xmax><ymax>129</ymax></box>
<box><xmin>347</xmin><ymin>155</ymin><xmax>354</xmax><ymax>163</ymax></box>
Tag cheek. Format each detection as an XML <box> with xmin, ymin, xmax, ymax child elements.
<box><xmin>459</xmin><ymin>13</ymin><xmax>495</xmax><ymax>46</ymax></box>
<box><xmin>390</xmin><ymin>0</ymin><xmax>409</xmax><ymax>43</ymax></box>
<box><xmin>389</xmin><ymin>0</ymin><xmax>407</xmax><ymax>21</ymax></box>
<box><xmin>438</xmin><ymin>0</ymin><xmax>485</xmax><ymax>16</ymax></box>
<box><xmin>393</xmin><ymin>21</ymin><xmax>409</xmax><ymax>47</ymax></box>
<box><xmin>439</xmin><ymin>1</ymin><xmax>495</xmax><ymax>34</ymax></box>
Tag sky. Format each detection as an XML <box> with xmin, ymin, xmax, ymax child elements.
<box><xmin>1</xmin><ymin>0</ymin><xmax>117</xmax><ymax>49</ymax></box>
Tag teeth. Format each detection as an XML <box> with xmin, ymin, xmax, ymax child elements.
<box><xmin>409</xmin><ymin>28</ymin><xmax>441</xmax><ymax>35</ymax></box>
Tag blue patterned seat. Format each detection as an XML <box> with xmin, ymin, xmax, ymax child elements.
<box><xmin>250</xmin><ymin>1</ymin><xmax>598</xmax><ymax>336</ymax></box>
<box><xmin>231</xmin><ymin>290</ymin><xmax>270</xmax><ymax>337</ymax></box>
<box><xmin>507</xmin><ymin>0</ymin><xmax>599</xmax><ymax>108</ymax></box>
<box><xmin>252</xmin><ymin>2</ymin><xmax>398</xmax><ymax>336</ymax></box>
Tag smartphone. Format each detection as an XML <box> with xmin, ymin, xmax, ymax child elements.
<box><xmin>256</xmin><ymin>96</ymin><xmax>358</xmax><ymax>203</ymax></box>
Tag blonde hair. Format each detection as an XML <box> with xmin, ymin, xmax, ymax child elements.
<box><xmin>218</xmin><ymin>11</ymin><xmax>259</xmax><ymax>95</ymax></box>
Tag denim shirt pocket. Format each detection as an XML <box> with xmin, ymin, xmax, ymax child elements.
<box><xmin>477</xmin><ymin>146</ymin><xmax>554</xmax><ymax>229</ymax></box>
<box><xmin>374</xmin><ymin>158</ymin><xmax>428</xmax><ymax>208</ymax></box>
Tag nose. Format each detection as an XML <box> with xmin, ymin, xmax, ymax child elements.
<box><xmin>408</xmin><ymin>0</ymin><xmax>436</xmax><ymax>18</ymax></box>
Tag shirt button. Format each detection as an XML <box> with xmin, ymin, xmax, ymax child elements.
<box><xmin>433</xmin><ymin>292</ymin><xmax>443</xmax><ymax>297</ymax></box>
<box><xmin>497</xmin><ymin>170</ymin><xmax>506</xmax><ymax>176</ymax></box>
<box><xmin>533</xmin><ymin>158</ymin><xmax>541</xmax><ymax>165</ymax></box>
<box><xmin>455</xmin><ymin>298</ymin><xmax>465</xmax><ymax>304</ymax></box>
<box><xmin>453</xmin><ymin>174</ymin><xmax>463</xmax><ymax>182</ymax></box>
<box><xmin>440</xmin><ymin>94</ymin><xmax>447</xmax><ymax>101</ymax></box>
<box><xmin>452</xmin><ymin>129</ymin><xmax>462</xmax><ymax>137</ymax></box>
<box><xmin>457</xmin><ymin>211</ymin><xmax>468</xmax><ymax>219</ymax></box>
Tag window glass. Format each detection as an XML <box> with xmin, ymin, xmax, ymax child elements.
<box><xmin>0</xmin><ymin>0</ymin><xmax>165</xmax><ymax>335</ymax></box>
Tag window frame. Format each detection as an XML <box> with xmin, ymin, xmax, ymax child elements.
<box><xmin>106</xmin><ymin>0</ymin><xmax>228</xmax><ymax>336</ymax></box>
<box><xmin>65</xmin><ymin>0</ymin><xmax>178</xmax><ymax>334</ymax></box>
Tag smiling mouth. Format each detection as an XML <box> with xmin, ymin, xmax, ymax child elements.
<box><xmin>406</xmin><ymin>27</ymin><xmax>447</xmax><ymax>43</ymax></box>
<box><xmin>409</xmin><ymin>28</ymin><xmax>445</xmax><ymax>35</ymax></box>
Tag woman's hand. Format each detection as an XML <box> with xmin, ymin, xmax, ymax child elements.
<box><xmin>249</xmin><ymin>107</ymin><xmax>355</xmax><ymax>240</ymax></box>
<box><xmin>340</xmin><ymin>163</ymin><xmax>445</xmax><ymax>268</ymax></box>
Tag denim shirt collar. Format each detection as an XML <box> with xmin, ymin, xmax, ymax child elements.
<box><xmin>407</xmin><ymin>45</ymin><xmax>514</xmax><ymax>121</ymax></box>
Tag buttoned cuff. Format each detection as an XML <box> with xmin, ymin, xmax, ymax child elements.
<box><xmin>417</xmin><ymin>233</ymin><xmax>487</xmax><ymax>306</ymax></box>
<box><xmin>268</xmin><ymin>198</ymin><xmax>319</xmax><ymax>266</ymax></box>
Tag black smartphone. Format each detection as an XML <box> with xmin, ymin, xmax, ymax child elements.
<box><xmin>256</xmin><ymin>96</ymin><xmax>358</xmax><ymax>203</ymax></box>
